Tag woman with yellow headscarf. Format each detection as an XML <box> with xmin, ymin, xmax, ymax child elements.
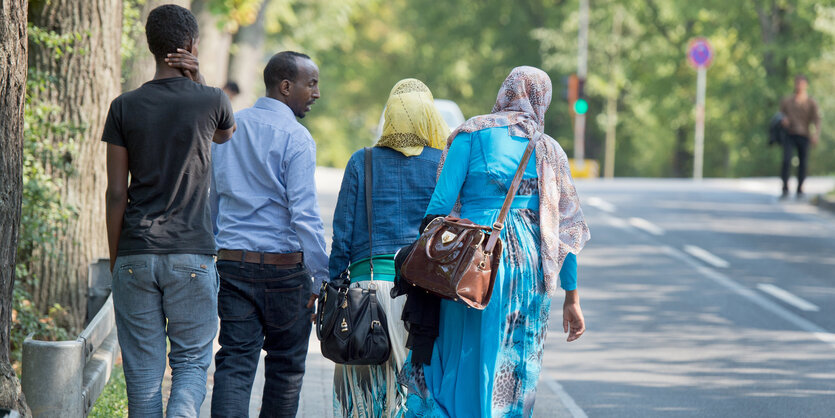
<box><xmin>329</xmin><ymin>79</ymin><xmax>449</xmax><ymax>417</ymax></box>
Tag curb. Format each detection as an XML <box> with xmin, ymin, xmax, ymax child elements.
<box><xmin>813</xmin><ymin>194</ymin><xmax>835</xmax><ymax>214</ymax></box>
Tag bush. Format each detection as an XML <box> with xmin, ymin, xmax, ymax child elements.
<box><xmin>88</xmin><ymin>364</ymin><xmax>128</xmax><ymax>417</ymax></box>
<box><xmin>9</xmin><ymin>285</ymin><xmax>72</xmax><ymax>373</ymax></box>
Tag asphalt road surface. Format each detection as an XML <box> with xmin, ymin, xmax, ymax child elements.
<box><xmin>545</xmin><ymin>177</ymin><xmax>835</xmax><ymax>418</ymax></box>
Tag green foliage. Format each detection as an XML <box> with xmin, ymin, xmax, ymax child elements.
<box><xmin>209</xmin><ymin>0</ymin><xmax>265</xmax><ymax>32</ymax></box>
<box><xmin>18</xmin><ymin>68</ymin><xmax>80</xmax><ymax>273</ymax></box>
<box><xmin>27</xmin><ymin>24</ymin><xmax>89</xmax><ymax>59</ymax></box>
<box><xmin>11</xmin><ymin>25</ymin><xmax>80</xmax><ymax>369</ymax></box>
<box><xmin>121</xmin><ymin>0</ymin><xmax>145</xmax><ymax>82</ymax></box>
<box><xmin>264</xmin><ymin>0</ymin><xmax>834</xmax><ymax>177</ymax></box>
<box><xmin>10</xmin><ymin>286</ymin><xmax>72</xmax><ymax>372</ymax></box>
<box><xmin>89</xmin><ymin>364</ymin><xmax>129</xmax><ymax>417</ymax></box>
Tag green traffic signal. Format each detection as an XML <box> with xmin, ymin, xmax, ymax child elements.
<box><xmin>574</xmin><ymin>98</ymin><xmax>588</xmax><ymax>115</ymax></box>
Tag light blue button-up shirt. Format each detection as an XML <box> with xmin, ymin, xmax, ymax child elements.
<box><xmin>211</xmin><ymin>97</ymin><xmax>329</xmax><ymax>292</ymax></box>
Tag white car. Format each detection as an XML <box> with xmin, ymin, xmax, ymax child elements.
<box><xmin>376</xmin><ymin>99</ymin><xmax>466</xmax><ymax>138</ymax></box>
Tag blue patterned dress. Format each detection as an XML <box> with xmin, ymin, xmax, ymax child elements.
<box><xmin>399</xmin><ymin>127</ymin><xmax>578</xmax><ymax>417</ymax></box>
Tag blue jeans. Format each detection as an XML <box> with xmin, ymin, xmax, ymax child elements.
<box><xmin>211</xmin><ymin>260</ymin><xmax>313</xmax><ymax>418</ymax></box>
<box><xmin>112</xmin><ymin>253</ymin><xmax>219</xmax><ymax>418</ymax></box>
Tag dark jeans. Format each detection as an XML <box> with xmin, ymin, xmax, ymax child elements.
<box><xmin>211</xmin><ymin>260</ymin><xmax>313</xmax><ymax>418</ymax></box>
<box><xmin>781</xmin><ymin>134</ymin><xmax>810</xmax><ymax>193</ymax></box>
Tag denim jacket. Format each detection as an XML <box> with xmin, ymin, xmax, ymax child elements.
<box><xmin>329</xmin><ymin>146</ymin><xmax>442</xmax><ymax>279</ymax></box>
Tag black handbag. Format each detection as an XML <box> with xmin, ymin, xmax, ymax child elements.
<box><xmin>316</xmin><ymin>147</ymin><xmax>391</xmax><ymax>365</ymax></box>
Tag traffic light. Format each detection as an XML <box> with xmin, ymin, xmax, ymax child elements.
<box><xmin>573</xmin><ymin>97</ymin><xmax>589</xmax><ymax>115</ymax></box>
<box><xmin>566</xmin><ymin>74</ymin><xmax>578</xmax><ymax>104</ymax></box>
<box><xmin>565</xmin><ymin>74</ymin><xmax>588</xmax><ymax>115</ymax></box>
<box><xmin>574</xmin><ymin>77</ymin><xmax>588</xmax><ymax>115</ymax></box>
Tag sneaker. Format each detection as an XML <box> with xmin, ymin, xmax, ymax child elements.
<box><xmin>780</xmin><ymin>190</ymin><xmax>790</xmax><ymax>200</ymax></box>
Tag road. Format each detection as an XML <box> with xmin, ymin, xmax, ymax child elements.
<box><xmin>546</xmin><ymin>177</ymin><xmax>835</xmax><ymax>417</ymax></box>
<box><xmin>200</xmin><ymin>172</ymin><xmax>835</xmax><ymax>417</ymax></box>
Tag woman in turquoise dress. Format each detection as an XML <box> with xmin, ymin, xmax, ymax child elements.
<box><xmin>400</xmin><ymin>67</ymin><xmax>591</xmax><ymax>417</ymax></box>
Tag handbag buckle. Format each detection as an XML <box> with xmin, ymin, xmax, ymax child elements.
<box><xmin>441</xmin><ymin>231</ymin><xmax>457</xmax><ymax>244</ymax></box>
<box><xmin>478</xmin><ymin>251</ymin><xmax>491</xmax><ymax>270</ymax></box>
<box><xmin>371</xmin><ymin>320</ymin><xmax>382</xmax><ymax>329</ymax></box>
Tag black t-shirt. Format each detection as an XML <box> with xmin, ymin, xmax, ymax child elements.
<box><xmin>101</xmin><ymin>77</ymin><xmax>234</xmax><ymax>256</ymax></box>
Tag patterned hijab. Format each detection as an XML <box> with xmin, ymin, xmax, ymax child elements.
<box><xmin>376</xmin><ymin>79</ymin><xmax>449</xmax><ymax>156</ymax></box>
<box><xmin>439</xmin><ymin>66</ymin><xmax>591</xmax><ymax>295</ymax></box>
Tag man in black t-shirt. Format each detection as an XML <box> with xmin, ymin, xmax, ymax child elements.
<box><xmin>101</xmin><ymin>5</ymin><xmax>235</xmax><ymax>416</ymax></box>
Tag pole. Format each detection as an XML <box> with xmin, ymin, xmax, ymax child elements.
<box><xmin>574</xmin><ymin>0</ymin><xmax>589</xmax><ymax>169</ymax></box>
<box><xmin>604</xmin><ymin>6</ymin><xmax>623</xmax><ymax>179</ymax></box>
<box><xmin>693</xmin><ymin>66</ymin><xmax>706</xmax><ymax>180</ymax></box>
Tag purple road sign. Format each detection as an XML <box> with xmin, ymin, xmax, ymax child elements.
<box><xmin>688</xmin><ymin>38</ymin><xmax>713</xmax><ymax>69</ymax></box>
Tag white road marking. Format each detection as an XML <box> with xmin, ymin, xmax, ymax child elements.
<box><xmin>607</xmin><ymin>216</ymin><xmax>629</xmax><ymax>229</ymax></box>
<box><xmin>586</xmin><ymin>196</ymin><xmax>616</xmax><ymax>213</ymax></box>
<box><xmin>683</xmin><ymin>245</ymin><xmax>730</xmax><ymax>268</ymax></box>
<box><xmin>756</xmin><ymin>283</ymin><xmax>821</xmax><ymax>312</ymax></box>
<box><xmin>628</xmin><ymin>217</ymin><xmax>665</xmax><ymax>236</ymax></box>
<box><xmin>545</xmin><ymin>379</ymin><xmax>588</xmax><ymax>418</ymax></box>
<box><xmin>662</xmin><ymin>246</ymin><xmax>835</xmax><ymax>350</ymax></box>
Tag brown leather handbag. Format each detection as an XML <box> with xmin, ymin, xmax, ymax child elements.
<box><xmin>400</xmin><ymin>133</ymin><xmax>539</xmax><ymax>310</ymax></box>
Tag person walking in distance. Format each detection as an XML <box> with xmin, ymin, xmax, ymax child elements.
<box><xmin>103</xmin><ymin>5</ymin><xmax>236</xmax><ymax>416</ymax></box>
<box><xmin>780</xmin><ymin>74</ymin><xmax>821</xmax><ymax>199</ymax></box>
<box><xmin>209</xmin><ymin>51</ymin><xmax>327</xmax><ymax>418</ymax></box>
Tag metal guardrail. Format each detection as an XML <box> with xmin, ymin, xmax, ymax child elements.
<box><xmin>21</xmin><ymin>260</ymin><xmax>120</xmax><ymax>417</ymax></box>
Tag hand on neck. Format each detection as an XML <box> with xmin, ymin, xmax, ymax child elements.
<box><xmin>154</xmin><ymin>61</ymin><xmax>186</xmax><ymax>81</ymax></box>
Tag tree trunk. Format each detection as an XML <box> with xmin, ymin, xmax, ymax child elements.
<box><xmin>755</xmin><ymin>0</ymin><xmax>789</xmax><ymax>83</ymax></box>
<box><xmin>28</xmin><ymin>0</ymin><xmax>122</xmax><ymax>330</ymax></box>
<box><xmin>0</xmin><ymin>0</ymin><xmax>32</xmax><ymax>415</ymax></box>
<box><xmin>227</xmin><ymin>0</ymin><xmax>269</xmax><ymax>109</ymax></box>
<box><xmin>123</xmin><ymin>0</ymin><xmax>191</xmax><ymax>91</ymax></box>
<box><xmin>191</xmin><ymin>0</ymin><xmax>232</xmax><ymax>87</ymax></box>
<box><xmin>672</xmin><ymin>126</ymin><xmax>690</xmax><ymax>178</ymax></box>
<box><xmin>604</xmin><ymin>6</ymin><xmax>623</xmax><ymax>179</ymax></box>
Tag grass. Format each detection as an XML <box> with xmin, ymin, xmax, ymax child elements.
<box><xmin>89</xmin><ymin>364</ymin><xmax>128</xmax><ymax>417</ymax></box>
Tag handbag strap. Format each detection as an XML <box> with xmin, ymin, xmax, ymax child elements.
<box><xmin>484</xmin><ymin>131</ymin><xmax>541</xmax><ymax>253</ymax></box>
<box><xmin>364</xmin><ymin>148</ymin><xmax>375</xmax><ymax>281</ymax></box>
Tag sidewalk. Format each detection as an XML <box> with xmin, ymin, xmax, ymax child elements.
<box><xmin>192</xmin><ymin>331</ymin><xmax>573</xmax><ymax>417</ymax></box>
<box><xmin>197</xmin><ymin>331</ymin><xmax>333</xmax><ymax>417</ymax></box>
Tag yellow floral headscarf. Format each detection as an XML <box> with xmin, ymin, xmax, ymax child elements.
<box><xmin>376</xmin><ymin>79</ymin><xmax>449</xmax><ymax>156</ymax></box>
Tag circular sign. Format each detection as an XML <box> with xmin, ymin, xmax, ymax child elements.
<box><xmin>688</xmin><ymin>38</ymin><xmax>713</xmax><ymax>68</ymax></box>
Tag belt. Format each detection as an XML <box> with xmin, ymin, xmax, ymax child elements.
<box><xmin>217</xmin><ymin>249</ymin><xmax>303</xmax><ymax>266</ymax></box>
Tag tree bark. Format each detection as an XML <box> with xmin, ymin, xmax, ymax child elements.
<box><xmin>28</xmin><ymin>0</ymin><xmax>122</xmax><ymax>329</ymax></box>
<box><xmin>0</xmin><ymin>0</ymin><xmax>32</xmax><ymax>415</ymax></box>
<box><xmin>227</xmin><ymin>0</ymin><xmax>269</xmax><ymax>109</ymax></box>
<box><xmin>123</xmin><ymin>0</ymin><xmax>191</xmax><ymax>91</ymax></box>
<box><xmin>191</xmin><ymin>0</ymin><xmax>232</xmax><ymax>87</ymax></box>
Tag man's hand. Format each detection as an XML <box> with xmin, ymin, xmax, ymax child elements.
<box><xmin>781</xmin><ymin>117</ymin><xmax>790</xmax><ymax>128</ymax></box>
<box><xmin>563</xmin><ymin>301</ymin><xmax>586</xmax><ymax>342</ymax></box>
<box><xmin>166</xmin><ymin>48</ymin><xmax>205</xmax><ymax>85</ymax></box>
<box><xmin>811</xmin><ymin>133</ymin><xmax>820</xmax><ymax>146</ymax></box>
<box><xmin>307</xmin><ymin>293</ymin><xmax>318</xmax><ymax>323</ymax></box>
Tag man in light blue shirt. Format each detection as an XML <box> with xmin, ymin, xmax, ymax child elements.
<box><xmin>209</xmin><ymin>51</ymin><xmax>327</xmax><ymax>417</ymax></box>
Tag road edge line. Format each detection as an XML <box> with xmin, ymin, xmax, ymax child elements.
<box><xmin>756</xmin><ymin>283</ymin><xmax>820</xmax><ymax>312</ymax></box>
<box><xmin>545</xmin><ymin>378</ymin><xmax>588</xmax><ymax>418</ymax></box>
<box><xmin>683</xmin><ymin>244</ymin><xmax>730</xmax><ymax>268</ymax></box>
